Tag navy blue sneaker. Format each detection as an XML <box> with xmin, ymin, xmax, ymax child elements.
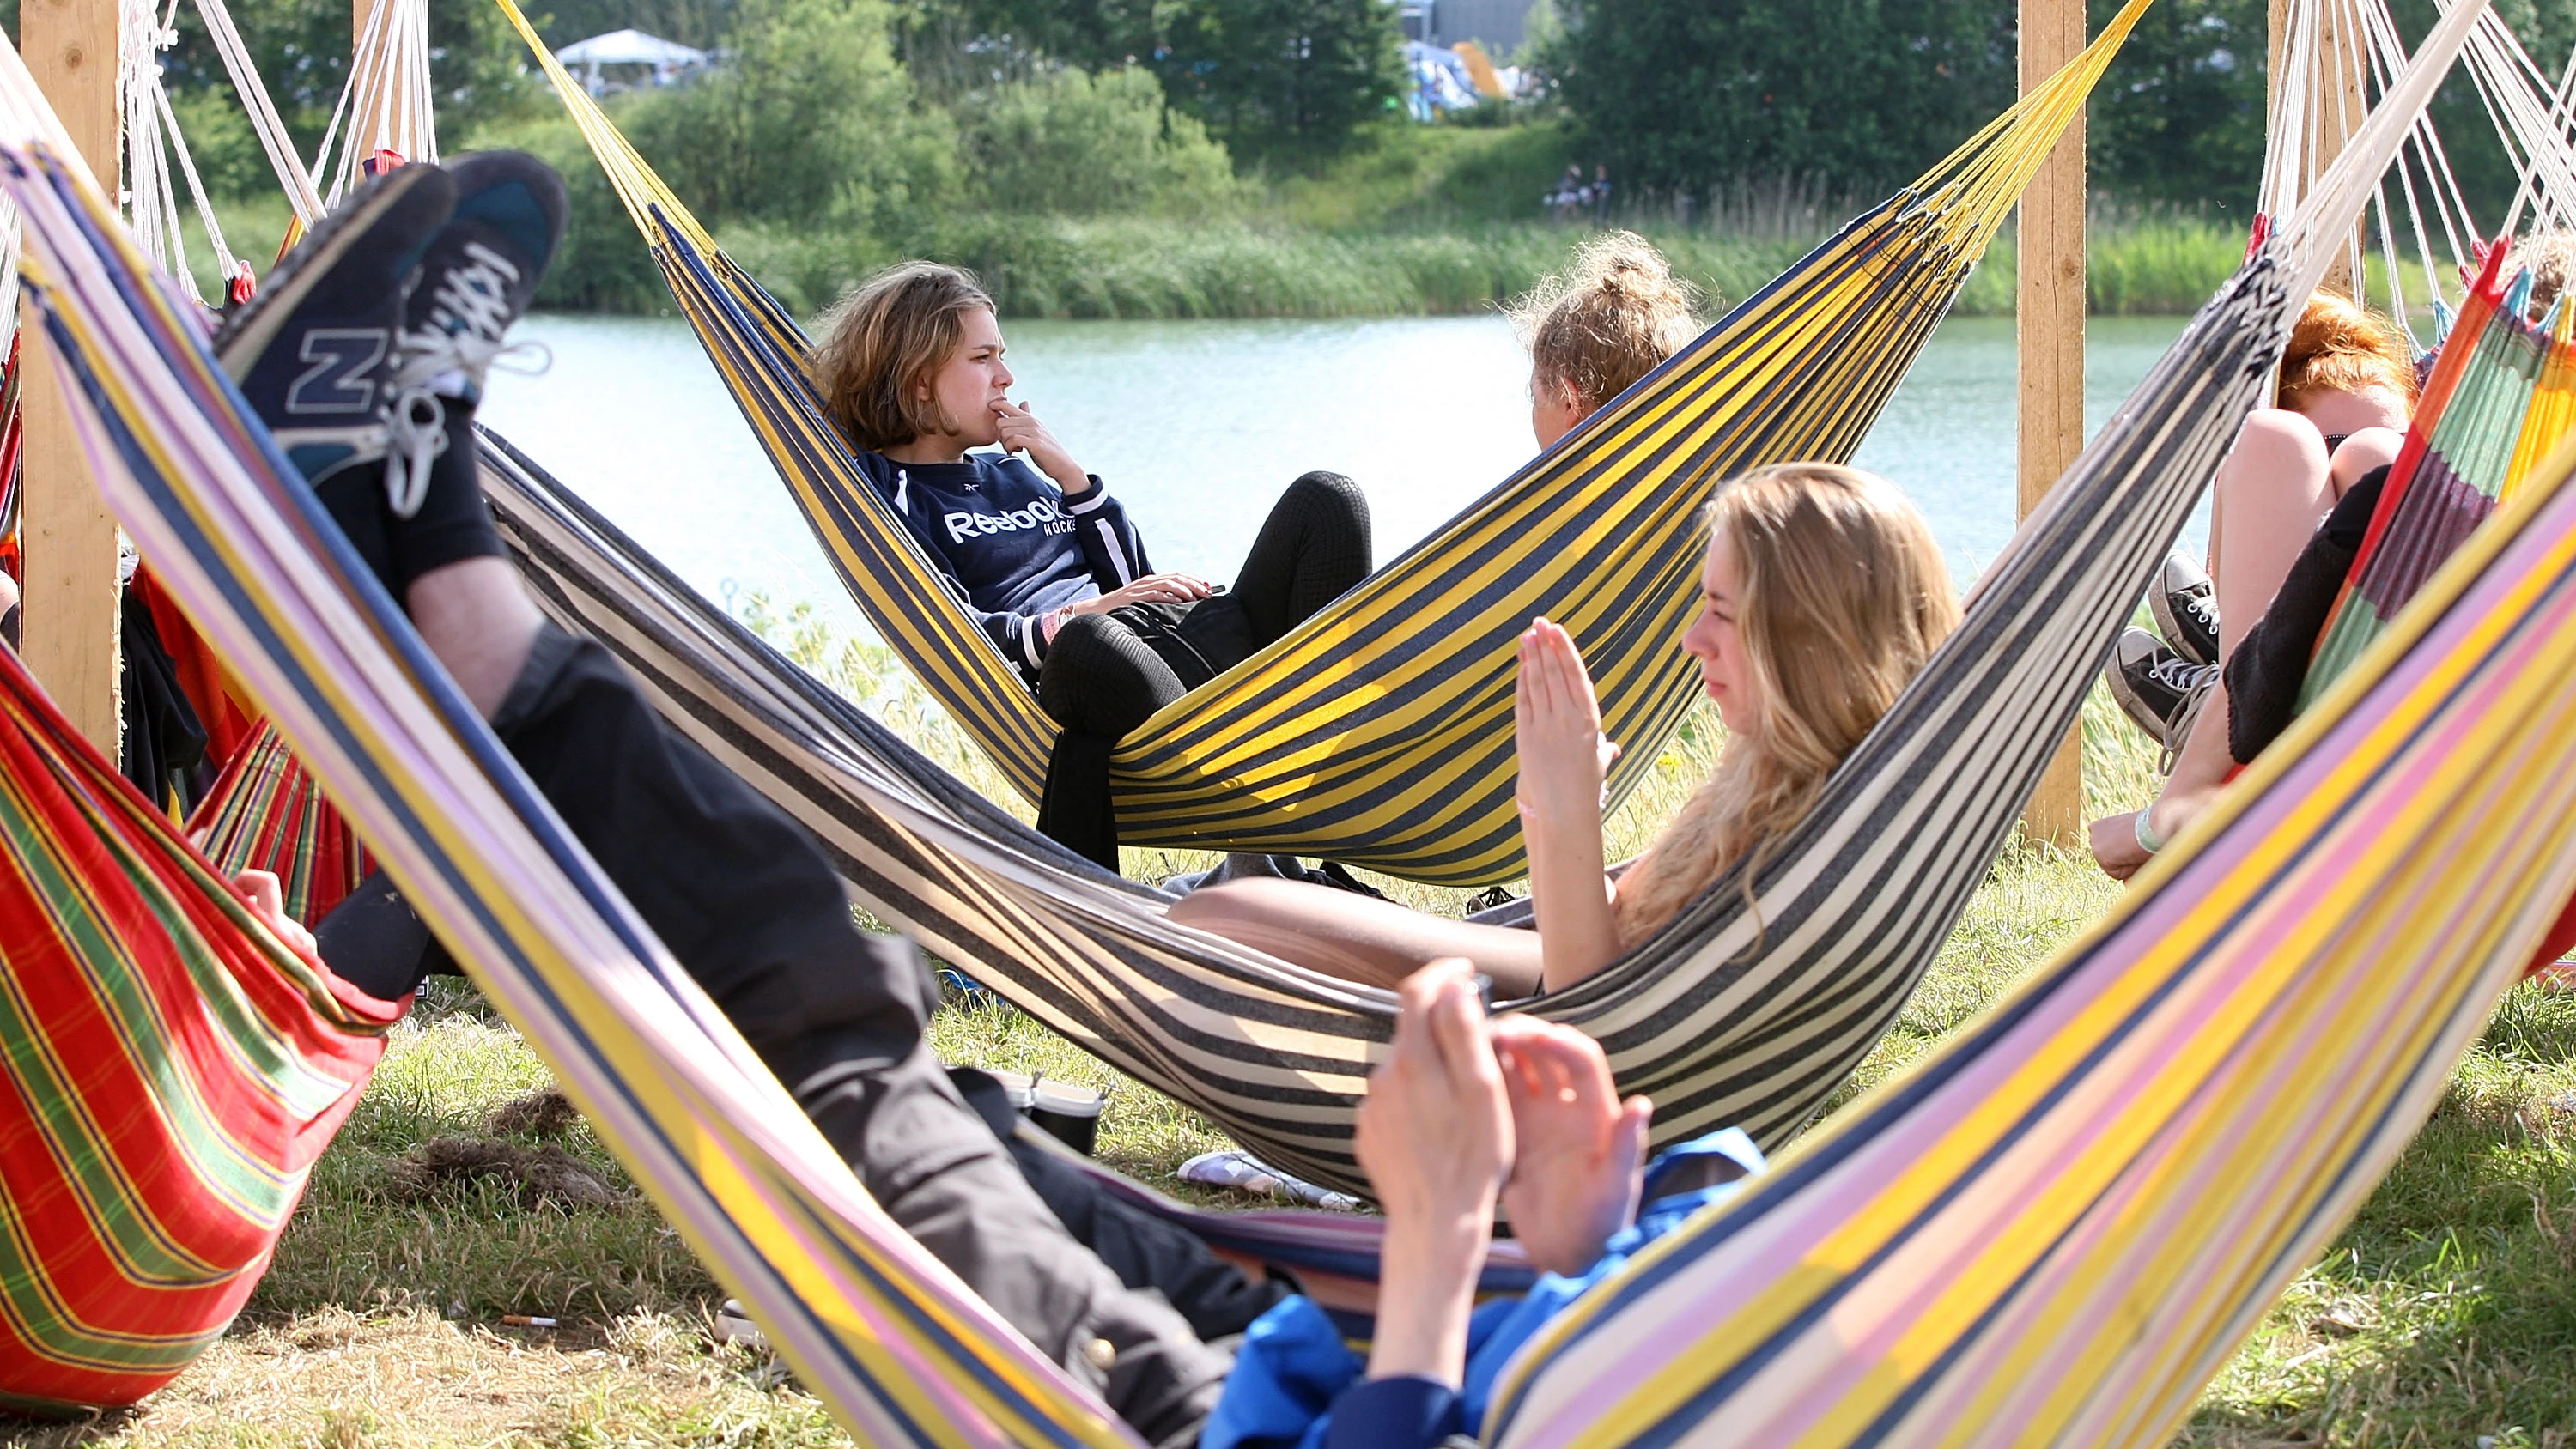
<box><xmin>355</xmin><ymin>152</ymin><xmax>569</xmax><ymax>593</ymax></box>
<box><xmin>380</xmin><ymin>151</ymin><xmax>568</xmax><ymax>516</ymax></box>
<box><xmin>213</xmin><ymin>163</ymin><xmax>455</xmax><ymax>491</ymax></box>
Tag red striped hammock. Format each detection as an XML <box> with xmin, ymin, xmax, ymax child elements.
<box><xmin>0</xmin><ymin>643</ymin><xmax>399</xmax><ymax>1413</ymax></box>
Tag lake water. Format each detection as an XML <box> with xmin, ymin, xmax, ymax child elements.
<box><xmin>478</xmin><ymin>312</ymin><xmax>2198</xmax><ymax>642</ymax></box>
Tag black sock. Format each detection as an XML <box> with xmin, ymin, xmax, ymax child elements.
<box><xmin>313</xmin><ymin>467</ymin><xmax>397</xmax><ymax>591</ymax></box>
<box><xmin>386</xmin><ymin>397</ymin><xmax>507</xmax><ymax>593</ymax></box>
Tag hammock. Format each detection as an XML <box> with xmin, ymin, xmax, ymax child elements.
<box><xmin>498</xmin><ymin>0</ymin><xmax>2153</xmax><ymax>885</ymax></box>
<box><xmin>188</xmin><ymin>721</ymin><xmax>373</xmax><ymax>925</ymax></box>
<box><xmin>2301</xmin><ymin>241</ymin><xmax>2575</xmax><ymax>700</ymax></box>
<box><xmin>22</xmin><ymin>8</ymin><xmax>2576</xmax><ymax>1442</ymax></box>
<box><xmin>0</xmin><ymin>642</ymin><xmax>398</xmax><ymax>1413</ymax></box>
<box><xmin>473</xmin><ymin>18</ymin><xmax>2467</xmax><ymax>1192</ymax></box>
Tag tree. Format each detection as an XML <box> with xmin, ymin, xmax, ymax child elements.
<box><xmin>1549</xmin><ymin>0</ymin><xmax>2016</xmax><ymax>199</ymax></box>
<box><xmin>2086</xmin><ymin>0</ymin><xmax>2267</xmax><ymax>215</ymax></box>
<box><xmin>1150</xmin><ymin>0</ymin><xmax>1406</xmax><ymax>166</ymax></box>
<box><xmin>624</xmin><ymin>0</ymin><xmax>957</xmax><ymax>225</ymax></box>
<box><xmin>897</xmin><ymin>0</ymin><xmax>1400</xmax><ymax>166</ymax></box>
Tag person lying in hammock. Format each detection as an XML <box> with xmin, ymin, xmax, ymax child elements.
<box><xmin>2091</xmin><ymin>292</ymin><xmax>2416</xmax><ymax>879</ymax></box>
<box><xmin>1171</xmin><ymin>463</ymin><xmax>1960</xmax><ymax>996</ymax></box>
<box><xmin>807</xmin><ymin>262</ymin><xmax>1372</xmax><ymax>870</ymax></box>
<box><xmin>1514</xmin><ymin>231</ymin><xmax>1704</xmax><ymax>452</ymax></box>
<box><xmin>225</xmin><ymin>154</ymin><xmax>1771</xmax><ymax>1449</ymax></box>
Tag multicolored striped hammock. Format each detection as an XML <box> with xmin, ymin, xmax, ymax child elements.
<box><xmin>188</xmin><ymin>721</ymin><xmax>372</xmax><ymax>925</ymax></box>
<box><xmin>496</xmin><ymin>0</ymin><xmax>2152</xmax><ymax>885</ymax></box>
<box><xmin>0</xmin><ymin>643</ymin><xmax>398</xmax><ymax>1413</ymax></box>
<box><xmin>15</xmin><ymin>5</ymin><xmax>2566</xmax><ymax>1443</ymax></box>
<box><xmin>9</xmin><ymin>8</ymin><xmax>2566</xmax><ymax>1441</ymax></box>
<box><xmin>2302</xmin><ymin>240</ymin><xmax>2576</xmax><ymax>701</ymax></box>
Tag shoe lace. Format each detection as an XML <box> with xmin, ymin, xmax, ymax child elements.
<box><xmin>380</xmin><ymin>242</ymin><xmax>550</xmax><ymax>518</ymax></box>
<box><xmin>2156</xmin><ymin>664</ymin><xmax>2221</xmax><ymax>775</ymax></box>
<box><xmin>2147</xmin><ymin>655</ymin><xmax>2217</xmax><ymax>694</ymax></box>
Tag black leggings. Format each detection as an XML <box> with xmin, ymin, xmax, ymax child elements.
<box><xmin>1035</xmin><ymin>471</ymin><xmax>1370</xmax><ymax>867</ymax></box>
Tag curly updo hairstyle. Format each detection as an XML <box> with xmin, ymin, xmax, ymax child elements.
<box><xmin>1509</xmin><ymin>232</ymin><xmax>1703</xmax><ymax>414</ymax></box>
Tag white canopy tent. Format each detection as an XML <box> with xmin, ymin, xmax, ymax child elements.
<box><xmin>555</xmin><ymin>28</ymin><xmax>709</xmax><ymax>94</ymax></box>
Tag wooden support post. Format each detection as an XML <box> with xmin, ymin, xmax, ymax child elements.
<box><xmin>352</xmin><ymin>0</ymin><xmax>386</xmax><ymax>158</ymax></box>
<box><xmin>2019</xmin><ymin>0</ymin><xmax>2087</xmax><ymax>851</ymax></box>
<box><xmin>2269</xmin><ymin>0</ymin><xmax>2369</xmax><ymax>297</ymax></box>
<box><xmin>19</xmin><ymin>0</ymin><xmax>123</xmax><ymax>753</ymax></box>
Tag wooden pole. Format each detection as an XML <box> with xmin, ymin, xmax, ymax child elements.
<box><xmin>2019</xmin><ymin>0</ymin><xmax>2087</xmax><ymax>851</ymax></box>
<box><xmin>2269</xmin><ymin>0</ymin><xmax>2368</xmax><ymax>297</ymax></box>
<box><xmin>352</xmin><ymin>0</ymin><xmax>385</xmax><ymax>159</ymax></box>
<box><xmin>19</xmin><ymin>0</ymin><xmax>123</xmax><ymax>753</ymax></box>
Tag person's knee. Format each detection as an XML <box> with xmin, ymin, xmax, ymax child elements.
<box><xmin>2218</xmin><ymin>409</ymin><xmax>2331</xmax><ymax>507</ymax></box>
<box><xmin>1286</xmin><ymin>470</ymin><xmax>1370</xmax><ymax>532</ymax></box>
<box><xmin>2330</xmin><ymin>426</ymin><xmax>2405</xmax><ymax>491</ymax></box>
<box><xmin>1038</xmin><ymin>612</ymin><xmax>1129</xmax><ymax>723</ymax></box>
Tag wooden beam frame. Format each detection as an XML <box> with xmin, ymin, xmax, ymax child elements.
<box><xmin>18</xmin><ymin>0</ymin><xmax>123</xmax><ymax>753</ymax></box>
<box><xmin>2019</xmin><ymin>0</ymin><xmax>2088</xmax><ymax>850</ymax></box>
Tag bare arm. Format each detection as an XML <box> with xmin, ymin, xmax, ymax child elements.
<box><xmin>1515</xmin><ymin>620</ymin><xmax>1625</xmax><ymax>992</ymax></box>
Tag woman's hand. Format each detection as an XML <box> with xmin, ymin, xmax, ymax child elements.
<box><xmin>991</xmin><ymin>398</ymin><xmax>1089</xmax><ymax>494</ymax></box>
<box><xmin>1514</xmin><ymin>618</ymin><xmax>1619</xmax><ymax>833</ymax></box>
<box><xmin>1067</xmin><ymin>573</ymin><xmax>1215</xmax><ymax>615</ymax></box>
<box><xmin>234</xmin><ymin>869</ymin><xmax>319</xmax><ymax>965</ymax></box>
<box><xmin>1516</xmin><ymin>618</ymin><xmax>1625</xmax><ymax>993</ymax></box>
<box><xmin>1492</xmin><ymin>1014</ymin><xmax>1650</xmax><ymax>1276</ymax></box>
<box><xmin>1358</xmin><ymin>959</ymin><xmax>1511</xmax><ymax>1385</ymax></box>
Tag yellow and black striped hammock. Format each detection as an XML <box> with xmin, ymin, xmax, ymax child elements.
<box><xmin>501</xmin><ymin>0</ymin><xmax>2150</xmax><ymax>884</ymax></box>
<box><xmin>26</xmin><ymin>7</ymin><xmax>2576</xmax><ymax>1440</ymax></box>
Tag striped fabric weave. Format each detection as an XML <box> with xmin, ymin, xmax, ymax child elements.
<box><xmin>0</xmin><ymin>646</ymin><xmax>397</xmax><ymax>1412</ymax></box>
<box><xmin>11</xmin><ymin>6</ymin><xmax>2567</xmax><ymax>1444</ymax></box>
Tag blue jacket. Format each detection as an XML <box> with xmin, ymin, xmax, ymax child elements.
<box><xmin>850</xmin><ymin>450</ymin><xmax>1151</xmax><ymax>678</ymax></box>
<box><xmin>1201</xmin><ymin>1130</ymin><xmax>1767</xmax><ymax>1449</ymax></box>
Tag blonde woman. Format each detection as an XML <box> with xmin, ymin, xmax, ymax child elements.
<box><xmin>1171</xmin><ymin>464</ymin><xmax>1960</xmax><ymax>997</ymax></box>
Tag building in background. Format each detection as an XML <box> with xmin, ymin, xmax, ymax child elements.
<box><xmin>1395</xmin><ymin>0</ymin><xmax>1538</xmax><ymax>57</ymax></box>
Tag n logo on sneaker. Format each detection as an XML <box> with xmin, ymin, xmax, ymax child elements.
<box><xmin>287</xmin><ymin>330</ymin><xmax>389</xmax><ymax>414</ymax></box>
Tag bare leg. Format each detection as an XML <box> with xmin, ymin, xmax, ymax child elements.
<box><xmin>1168</xmin><ymin>877</ymin><xmax>1547</xmax><ymax>997</ymax></box>
<box><xmin>2094</xmin><ymin>417</ymin><xmax>2403</xmax><ymax>877</ymax></box>
<box><xmin>404</xmin><ymin>555</ymin><xmax>543</xmax><ymax>718</ymax></box>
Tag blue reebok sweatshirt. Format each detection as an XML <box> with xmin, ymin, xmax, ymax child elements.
<box><xmin>849</xmin><ymin>450</ymin><xmax>1151</xmax><ymax>678</ymax></box>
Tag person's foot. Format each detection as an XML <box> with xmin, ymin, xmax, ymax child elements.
<box><xmin>213</xmin><ymin>162</ymin><xmax>457</xmax><ymax>579</ymax></box>
<box><xmin>375</xmin><ymin>151</ymin><xmax>569</xmax><ymax>589</ymax></box>
<box><xmin>384</xmin><ymin>150</ymin><xmax>568</xmax><ymax>482</ymax></box>
<box><xmin>2149</xmin><ymin>553</ymin><xmax>2221</xmax><ymax>665</ymax></box>
<box><xmin>2106</xmin><ymin>626</ymin><xmax>2219</xmax><ymax>751</ymax></box>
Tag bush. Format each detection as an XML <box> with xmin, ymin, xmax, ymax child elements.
<box><xmin>622</xmin><ymin>0</ymin><xmax>958</xmax><ymax>227</ymax></box>
<box><xmin>165</xmin><ymin>86</ymin><xmax>274</xmax><ymax>202</ymax></box>
<box><xmin>958</xmin><ymin>66</ymin><xmax>1238</xmax><ymax>216</ymax></box>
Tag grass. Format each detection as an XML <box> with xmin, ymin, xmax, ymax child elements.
<box><xmin>11</xmin><ymin>621</ymin><xmax>2573</xmax><ymax>1446</ymax></box>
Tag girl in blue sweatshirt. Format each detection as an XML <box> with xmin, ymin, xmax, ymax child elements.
<box><xmin>815</xmin><ymin>262</ymin><xmax>1371</xmax><ymax>869</ymax></box>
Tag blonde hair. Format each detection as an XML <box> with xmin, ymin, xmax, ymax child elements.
<box><xmin>1510</xmin><ymin>232</ymin><xmax>1701</xmax><ymax>413</ymax></box>
<box><xmin>2522</xmin><ymin>230</ymin><xmax>2576</xmax><ymax>321</ymax></box>
<box><xmin>812</xmin><ymin>261</ymin><xmax>995</xmax><ymax>452</ymax></box>
<box><xmin>2275</xmin><ymin>293</ymin><xmax>2416</xmax><ymax>413</ymax></box>
<box><xmin>1610</xmin><ymin>464</ymin><xmax>1959</xmax><ymax>945</ymax></box>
